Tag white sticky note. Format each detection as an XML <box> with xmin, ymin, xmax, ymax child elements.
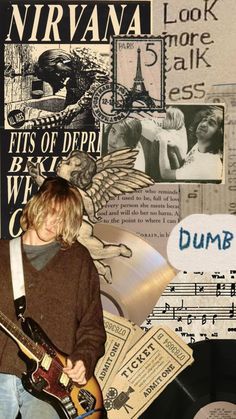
<box><xmin>167</xmin><ymin>214</ymin><xmax>236</xmax><ymax>271</ymax></box>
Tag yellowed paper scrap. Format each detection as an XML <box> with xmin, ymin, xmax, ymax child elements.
<box><xmin>95</xmin><ymin>311</ymin><xmax>143</xmax><ymax>394</ymax></box>
<box><xmin>104</xmin><ymin>326</ymin><xmax>194</xmax><ymax>419</ymax></box>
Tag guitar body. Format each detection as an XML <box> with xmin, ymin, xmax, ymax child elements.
<box><xmin>21</xmin><ymin>317</ymin><xmax>104</xmax><ymax>419</ymax></box>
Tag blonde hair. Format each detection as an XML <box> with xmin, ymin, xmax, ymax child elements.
<box><xmin>107</xmin><ymin>118</ymin><xmax>142</xmax><ymax>148</ymax></box>
<box><xmin>163</xmin><ymin>107</ymin><xmax>185</xmax><ymax>130</ymax></box>
<box><xmin>20</xmin><ymin>177</ymin><xmax>83</xmax><ymax>248</ymax></box>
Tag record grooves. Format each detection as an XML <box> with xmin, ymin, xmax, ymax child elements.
<box><xmin>140</xmin><ymin>340</ymin><xmax>236</xmax><ymax>419</ymax></box>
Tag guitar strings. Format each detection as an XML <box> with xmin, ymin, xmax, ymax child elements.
<box><xmin>1</xmin><ymin>314</ymin><xmax>82</xmax><ymax>389</ymax></box>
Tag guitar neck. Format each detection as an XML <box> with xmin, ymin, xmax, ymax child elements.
<box><xmin>0</xmin><ymin>311</ymin><xmax>43</xmax><ymax>361</ymax></box>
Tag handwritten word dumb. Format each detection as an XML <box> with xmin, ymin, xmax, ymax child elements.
<box><xmin>167</xmin><ymin>214</ymin><xmax>236</xmax><ymax>271</ymax></box>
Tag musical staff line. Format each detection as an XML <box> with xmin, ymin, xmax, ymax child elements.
<box><xmin>147</xmin><ymin>302</ymin><xmax>235</xmax><ymax>325</ymax></box>
<box><xmin>162</xmin><ymin>283</ymin><xmax>236</xmax><ymax>297</ymax></box>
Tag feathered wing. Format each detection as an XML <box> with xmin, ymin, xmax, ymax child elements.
<box><xmin>85</xmin><ymin>148</ymin><xmax>154</xmax><ymax>215</ymax></box>
<box><xmin>95</xmin><ymin>148</ymin><xmax>139</xmax><ymax>171</ymax></box>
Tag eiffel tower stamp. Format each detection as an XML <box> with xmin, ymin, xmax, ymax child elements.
<box><xmin>112</xmin><ymin>36</ymin><xmax>165</xmax><ymax>112</ymax></box>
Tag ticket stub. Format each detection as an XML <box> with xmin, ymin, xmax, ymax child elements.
<box><xmin>95</xmin><ymin>311</ymin><xmax>143</xmax><ymax>394</ymax></box>
<box><xmin>104</xmin><ymin>326</ymin><xmax>193</xmax><ymax>419</ymax></box>
<box><xmin>128</xmin><ymin>322</ymin><xmax>145</xmax><ymax>349</ymax></box>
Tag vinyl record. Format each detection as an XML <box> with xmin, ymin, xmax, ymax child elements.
<box><xmin>93</xmin><ymin>223</ymin><xmax>176</xmax><ymax>325</ymax></box>
<box><xmin>139</xmin><ymin>340</ymin><xmax>236</xmax><ymax>419</ymax></box>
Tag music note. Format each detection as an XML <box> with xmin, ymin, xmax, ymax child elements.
<box><xmin>216</xmin><ymin>283</ymin><xmax>221</xmax><ymax>297</ymax></box>
<box><xmin>177</xmin><ymin>300</ymin><xmax>184</xmax><ymax>310</ymax></box>
<box><xmin>231</xmin><ymin>283</ymin><xmax>236</xmax><ymax>297</ymax></box>
<box><xmin>229</xmin><ymin>303</ymin><xmax>235</xmax><ymax>319</ymax></box>
<box><xmin>162</xmin><ymin>303</ymin><xmax>170</xmax><ymax>314</ymax></box>
<box><xmin>230</xmin><ymin>270</ymin><xmax>236</xmax><ymax>279</ymax></box>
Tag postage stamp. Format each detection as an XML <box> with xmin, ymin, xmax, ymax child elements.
<box><xmin>112</xmin><ymin>36</ymin><xmax>165</xmax><ymax>112</ymax></box>
<box><xmin>92</xmin><ymin>82</ymin><xmax>130</xmax><ymax>124</ymax></box>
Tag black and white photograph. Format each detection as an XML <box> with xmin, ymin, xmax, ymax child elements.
<box><xmin>101</xmin><ymin>104</ymin><xmax>225</xmax><ymax>183</ymax></box>
<box><xmin>5</xmin><ymin>43</ymin><xmax>109</xmax><ymax>130</ymax></box>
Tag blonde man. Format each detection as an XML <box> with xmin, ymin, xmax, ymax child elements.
<box><xmin>0</xmin><ymin>177</ymin><xmax>106</xmax><ymax>419</ymax></box>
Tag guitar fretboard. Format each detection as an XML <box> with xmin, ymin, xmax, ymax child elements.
<box><xmin>0</xmin><ymin>311</ymin><xmax>44</xmax><ymax>360</ymax></box>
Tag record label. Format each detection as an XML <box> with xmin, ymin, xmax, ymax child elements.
<box><xmin>194</xmin><ymin>401</ymin><xmax>236</xmax><ymax>419</ymax></box>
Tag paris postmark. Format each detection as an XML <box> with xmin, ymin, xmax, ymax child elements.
<box><xmin>112</xmin><ymin>36</ymin><xmax>165</xmax><ymax>112</ymax></box>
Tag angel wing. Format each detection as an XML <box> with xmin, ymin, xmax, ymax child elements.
<box><xmin>84</xmin><ymin>148</ymin><xmax>154</xmax><ymax>217</ymax></box>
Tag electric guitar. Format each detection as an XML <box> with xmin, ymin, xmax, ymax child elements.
<box><xmin>0</xmin><ymin>311</ymin><xmax>104</xmax><ymax>419</ymax></box>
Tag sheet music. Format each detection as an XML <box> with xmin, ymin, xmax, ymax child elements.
<box><xmin>142</xmin><ymin>270</ymin><xmax>236</xmax><ymax>343</ymax></box>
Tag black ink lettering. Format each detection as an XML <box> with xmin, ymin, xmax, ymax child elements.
<box><xmin>196</xmin><ymin>47</ymin><xmax>211</xmax><ymax>68</ymax></box>
<box><xmin>163</xmin><ymin>2</ymin><xmax>177</xmax><ymax>25</ymax></box>
<box><xmin>204</xmin><ymin>0</ymin><xmax>219</xmax><ymax>21</ymax></box>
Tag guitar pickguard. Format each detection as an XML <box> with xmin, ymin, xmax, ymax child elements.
<box><xmin>20</xmin><ymin>317</ymin><xmax>103</xmax><ymax>419</ymax></box>
<box><xmin>22</xmin><ymin>352</ymin><xmax>78</xmax><ymax>418</ymax></box>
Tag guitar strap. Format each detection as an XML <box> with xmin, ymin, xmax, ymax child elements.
<box><xmin>9</xmin><ymin>237</ymin><xmax>26</xmax><ymax>320</ymax></box>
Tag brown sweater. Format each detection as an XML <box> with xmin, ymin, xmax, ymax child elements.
<box><xmin>0</xmin><ymin>238</ymin><xmax>106</xmax><ymax>380</ymax></box>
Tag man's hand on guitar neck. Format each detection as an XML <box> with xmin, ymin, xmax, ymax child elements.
<box><xmin>63</xmin><ymin>358</ymin><xmax>87</xmax><ymax>385</ymax></box>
